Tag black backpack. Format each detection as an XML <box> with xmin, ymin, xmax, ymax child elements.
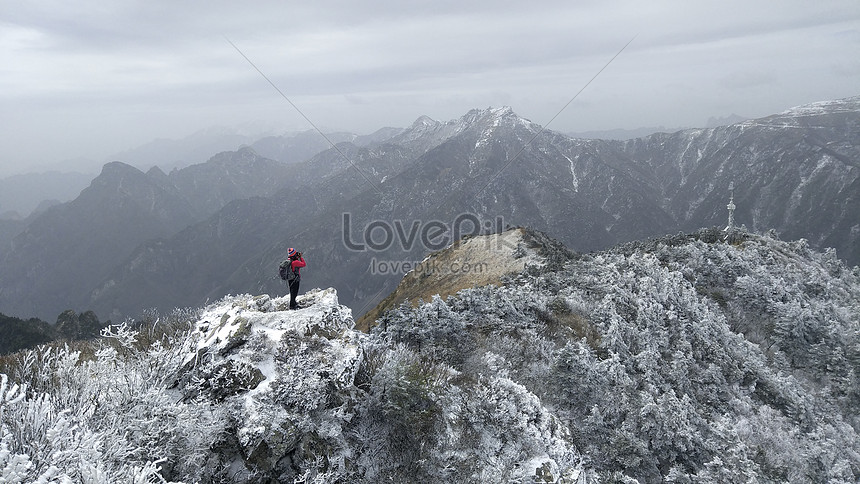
<box><xmin>279</xmin><ymin>260</ymin><xmax>299</xmax><ymax>283</ymax></box>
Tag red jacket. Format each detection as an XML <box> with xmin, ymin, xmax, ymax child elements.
<box><xmin>291</xmin><ymin>257</ymin><xmax>306</xmax><ymax>274</ymax></box>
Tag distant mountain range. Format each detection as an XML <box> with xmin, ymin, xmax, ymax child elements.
<box><xmin>568</xmin><ymin>126</ymin><xmax>683</xmax><ymax>140</ymax></box>
<box><xmin>0</xmin><ymin>171</ymin><xmax>95</xmax><ymax>219</ymax></box>
<box><xmin>0</xmin><ymin>127</ymin><xmax>405</xmax><ymax>221</ymax></box>
<box><xmin>566</xmin><ymin>114</ymin><xmax>747</xmax><ymax>140</ymax></box>
<box><xmin>0</xmin><ymin>96</ymin><xmax>857</xmax><ymax>322</ymax></box>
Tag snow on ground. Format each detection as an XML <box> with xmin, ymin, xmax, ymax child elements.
<box><xmin>779</xmin><ymin>96</ymin><xmax>860</xmax><ymax>116</ymax></box>
<box><xmin>188</xmin><ymin>287</ymin><xmax>362</xmax><ymax>401</ymax></box>
<box><xmin>194</xmin><ymin>288</ymin><xmax>352</xmax><ymax>349</ymax></box>
<box><xmin>170</xmin><ymin>287</ymin><xmax>370</xmax><ymax>475</ymax></box>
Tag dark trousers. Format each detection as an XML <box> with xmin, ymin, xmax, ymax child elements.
<box><xmin>289</xmin><ymin>279</ymin><xmax>300</xmax><ymax>309</ymax></box>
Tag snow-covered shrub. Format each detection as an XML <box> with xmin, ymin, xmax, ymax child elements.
<box><xmin>0</xmin><ymin>315</ymin><xmax>223</xmax><ymax>483</ymax></box>
<box><xmin>442</xmin><ymin>374</ymin><xmax>582</xmax><ymax>483</ymax></box>
<box><xmin>2</xmin><ymin>230</ymin><xmax>859</xmax><ymax>483</ymax></box>
<box><xmin>353</xmin><ymin>344</ymin><xmax>450</xmax><ymax>482</ymax></box>
<box><xmin>376</xmin><ymin>228</ymin><xmax>860</xmax><ymax>482</ymax></box>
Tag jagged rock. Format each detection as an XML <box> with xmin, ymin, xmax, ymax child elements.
<box><xmin>55</xmin><ymin>309</ymin><xmax>107</xmax><ymax>340</ymax></box>
<box><xmin>242</xmin><ymin>418</ymin><xmax>301</xmax><ymax>472</ymax></box>
<box><xmin>219</xmin><ymin>316</ymin><xmax>252</xmax><ymax>356</ymax></box>
<box><xmin>253</xmin><ymin>294</ymin><xmax>273</xmax><ymax>312</ymax></box>
<box><xmin>183</xmin><ymin>359</ymin><xmax>265</xmax><ymax>402</ymax></box>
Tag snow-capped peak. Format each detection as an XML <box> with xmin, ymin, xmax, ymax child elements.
<box><xmin>410</xmin><ymin>115</ymin><xmax>439</xmax><ymax>128</ymax></box>
<box><xmin>457</xmin><ymin>106</ymin><xmax>532</xmax><ymax>129</ymax></box>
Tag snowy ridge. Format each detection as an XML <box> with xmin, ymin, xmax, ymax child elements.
<box><xmin>374</xmin><ymin>227</ymin><xmax>860</xmax><ymax>483</ymax></box>
<box><xmin>173</xmin><ymin>285</ymin><xmax>585</xmax><ymax>482</ymax></box>
<box><xmin>2</xmin><ymin>228</ymin><xmax>859</xmax><ymax>482</ymax></box>
<box><xmin>0</xmin><ymin>283</ymin><xmax>586</xmax><ymax>482</ymax></box>
<box><xmin>401</xmin><ymin>106</ymin><xmax>539</xmax><ymax>152</ymax></box>
<box><xmin>776</xmin><ymin>95</ymin><xmax>860</xmax><ymax>117</ymax></box>
<box><xmin>739</xmin><ymin>95</ymin><xmax>860</xmax><ymax>129</ymax></box>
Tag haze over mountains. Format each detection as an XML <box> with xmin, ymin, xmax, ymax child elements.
<box><xmin>0</xmin><ymin>96</ymin><xmax>857</xmax><ymax>323</ymax></box>
<box><xmin>0</xmin><ymin>125</ymin><xmax>407</xmax><ymax>220</ymax></box>
<box><xmin>0</xmin><ymin>171</ymin><xmax>95</xmax><ymax>219</ymax></box>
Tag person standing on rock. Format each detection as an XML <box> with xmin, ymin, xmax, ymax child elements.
<box><xmin>279</xmin><ymin>247</ymin><xmax>306</xmax><ymax>310</ymax></box>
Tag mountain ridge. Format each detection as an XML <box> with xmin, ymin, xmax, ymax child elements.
<box><xmin>0</xmin><ymin>96</ymin><xmax>858</xmax><ymax>322</ymax></box>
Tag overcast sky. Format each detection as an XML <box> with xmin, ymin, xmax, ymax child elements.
<box><xmin>1</xmin><ymin>1</ymin><xmax>859</xmax><ymax>177</ymax></box>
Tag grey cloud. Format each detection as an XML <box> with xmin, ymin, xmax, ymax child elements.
<box><xmin>719</xmin><ymin>70</ymin><xmax>779</xmax><ymax>90</ymax></box>
<box><xmin>1</xmin><ymin>1</ymin><xmax>858</xmax><ymax>176</ymax></box>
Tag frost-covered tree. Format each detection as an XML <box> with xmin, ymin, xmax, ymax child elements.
<box><xmin>2</xmin><ymin>229</ymin><xmax>859</xmax><ymax>483</ymax></box>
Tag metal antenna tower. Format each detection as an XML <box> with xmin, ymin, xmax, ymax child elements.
<box><xmin>726</xmin><ymin>182</ymin><xmax>736</xmax><ymax>230</ymax></box>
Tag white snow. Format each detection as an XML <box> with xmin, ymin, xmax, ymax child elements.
<box><xmin>563</xmin><ymin>153</ymin><xmax>579</xmax><ymax>191</ymax></box>
<box><xmin>189</xmin><ymin>288</ymin><xmax>358</xmax><ymax>400</ymax></box>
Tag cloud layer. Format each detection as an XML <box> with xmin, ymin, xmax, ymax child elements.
<box><xmin>1</xmin><ymin>1</ymin><xmax>858</xmax><ymax>175</ymax></box>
